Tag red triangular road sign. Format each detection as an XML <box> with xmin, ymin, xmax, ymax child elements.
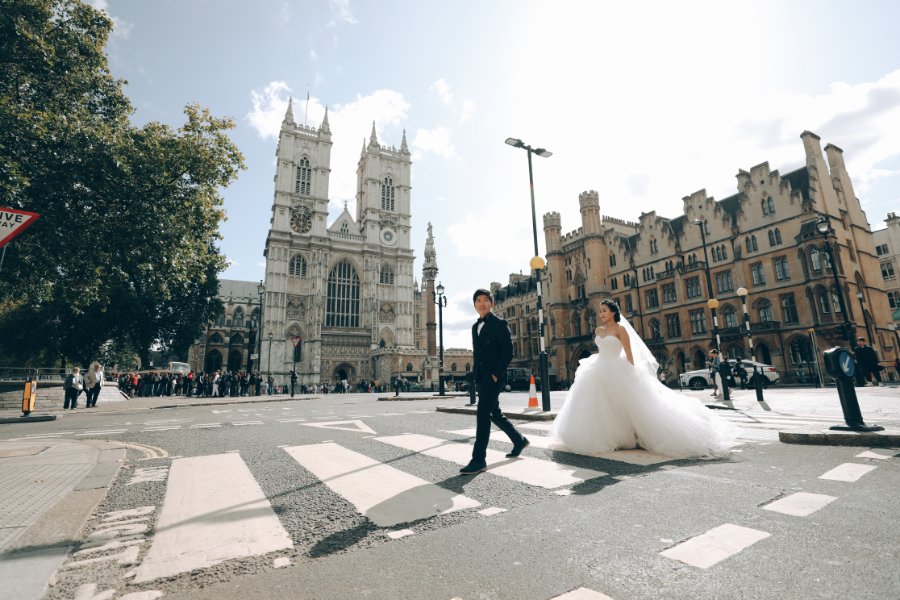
<box><xmin>0</xmin><ymin>207</ymin><xmax>40</xmax><ymax>249</ymax></box>
<box><xmin>290</xmin><ymin>336</ymin><xmax>301</xmax><ymax>347</ymax></box>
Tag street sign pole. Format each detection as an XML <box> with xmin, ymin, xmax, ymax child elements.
<box><xmin>289</xmin><ymin>336</ymin><xmax>301</xmax><ymax>397</ymax></box>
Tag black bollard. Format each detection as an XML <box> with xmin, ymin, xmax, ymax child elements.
<box><xmin>822</xmin><ymin>347</ymin><xmax>883</xmax><ymax>432</ymax></box>
<box><xmin>753</xmin><ymin>365</ymin><xmax>765</xmax><ymax>403</ymax></box>
<box><xmin>719</xmin><ymin>362</ymin><xmax>730</xmax><ymax>402</ymax></box>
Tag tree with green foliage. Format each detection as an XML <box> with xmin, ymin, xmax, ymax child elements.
<box><xmin>0</xmin><ymin>0</ymin><xmax>244</xmax><ymax>368</ymax></box>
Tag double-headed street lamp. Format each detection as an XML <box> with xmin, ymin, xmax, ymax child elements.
<box><xmin>434</xmin><ymin>282</ymin><xmax>447</xmax><ymax>396</ymax></box>
<box><xmin>693</xmin><ymin>219</ymin><xmax>720</xmax><ymax>350</ymax></box>
<box><xmin>815</xmin><ymin>216</ymin><xmax>853</xmax><ymax>345</ymax></box>
<box><xmin>505</xmin><ymin>136</ymin><xmax>552</xmax><ymax>411</ymax></box>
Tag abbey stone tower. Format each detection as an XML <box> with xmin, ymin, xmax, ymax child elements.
<box><xmin>259</xmin><ymin>99</ymin><xmax>416</xmax><ymax>388</ymax></box>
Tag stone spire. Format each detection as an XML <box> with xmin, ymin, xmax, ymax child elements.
<box><xmin>400</xmin><ymin>128</ymin><xmax>409</xmax><ymax>155</ymax></box>
<box><xmin>422</xmin><ymin>222</ymin><xmax>438</xmax><ymax>279</ymax></box>
<box><xmin>320</xmin><ymin>106</ymin><xmax>330</xmax><ymax>134</ymax></box>
<box><xmin>283</xmin><ymin>96</ymin><xmax>295</xmax><ymax>126</ymax></box>
<box><xmin>368</xmin><ymin>121</ymin><xmax>379</xmax><ymax>148</ymax></box>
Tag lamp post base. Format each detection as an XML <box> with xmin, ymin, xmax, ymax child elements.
<box><xmin>829</xmin><ymin>424</ymin><xmax>885</xmax><ymax>433</ymax></box>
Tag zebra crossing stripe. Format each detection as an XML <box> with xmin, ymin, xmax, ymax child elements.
<box><xmin>375</xmin><ymin>434</ymin><xmax>606</xmax><ymax>489</ymax></box>
<box><xmin>132</xmin><ymin>453</ymin><xmax>293</xmax><ymax>583</ymax></box>
<box><xmin>661</xmin><ymin>523</ymin><xmax>771</xmax><ymax>569</ymax></box>
<box><xmin>819</xmin><ymin>463</ymin><xmax>877</xmax><ymax>482</ymax></box>
<box><xmin>762</xmin><ymin>492</ymin><xmax>837</xmax><ymax>517</ymax></box>
<box><xmin>283</xmin><ymin>443</ymin><xmax>480</xmax><ymax>527</ymax></box>
<box><xmin>551</xmin><ymin>588</ymin><xmax>615</xmax><ymax>599</ymax></box>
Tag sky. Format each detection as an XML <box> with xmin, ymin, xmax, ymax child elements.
<box><xmin>93</xmin><ymin>0</ymin><xmax>900</xmax><ymax>350</ymax></box>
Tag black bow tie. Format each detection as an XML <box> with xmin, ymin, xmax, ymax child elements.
<box><xmin>476</xmin><ymin>318</ymin><xmax>485</xmax><ymax>324</ymax></box>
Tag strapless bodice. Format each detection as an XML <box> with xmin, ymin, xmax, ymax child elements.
<box><xmin>594</xmin><ymin>335</ymin><xmax>623</xmax><ymax>358</ymax></box>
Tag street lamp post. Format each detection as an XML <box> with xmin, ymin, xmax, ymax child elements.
<box><xmin>815</xmin><ymin>216</ymin><xmax>853</xmax><ymax>345</ymax></box>
<box><xmin>856</xmin><ymin>292</ymin><xmax>875</xmax><ymax>348</ymax></box>
<box><xmin>505</xmin><ymin>136</ymin><xmax>552</xmax><ymax>410</ymax></box>
<box><xmin>246</xmin><ymin>315</ymin><xmax>256</xmax><ymax>372</ymax></box>
<box><xmin>736</xmin><ymin>287</ymin><xmax>764</xmax><ymax>401</ymax></box>
<box><xmin>693</xmin><ymin>219</ymin><xmax>719</xmax><ymax>350</ymax></box>
<box><xmin>256</xmin><ymin>280</ymin><xmax>266</xmax><ymax>376</ymax></box>
<box><xmin>808</xmin><ymin>327</ymin><xmax>823</xmax><ymax>387</ymax></box>
<box><xmin>267</xmin><ymin>331</ymin><xmax>273</xmax><ymax>395</ymax></box>
<box><xmin>434</xmin><ymin>282</ymin><xmax>447</xmax><ymax>396</ymax></box>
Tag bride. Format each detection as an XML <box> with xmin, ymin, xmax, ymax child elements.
<box><xmin>549</xmin><ymin>299</ymin><xmax>736</xmax><ymax>459</ymax></box>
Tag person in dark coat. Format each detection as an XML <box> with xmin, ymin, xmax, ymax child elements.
<box><xmin>64</xmin><ymin>367</ymin><xmax>84</xmax><ymax>410</ymax></box>
<box><xmin>459</xmin><ymin>288</ymin><xmax>529</xmax><ymax>475</ymax></box>
<box><xmin>855</xmin><ymin>337</ymin><xmax>883</xmax><ymax>386</ymax></box>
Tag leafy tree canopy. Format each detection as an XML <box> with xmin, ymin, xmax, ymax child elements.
<box><xmin>0</xmin><ymin>0</ymin><xmax>244</xmax><ymax>368</ymax></box>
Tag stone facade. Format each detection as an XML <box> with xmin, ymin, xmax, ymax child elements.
<box><xmin>491</xmin><ymin>274</ymin><xmax>543</xmax><ymax>375</ymax></box>
<box><xmin>187</xmin><ymin>279</ymin><xmax>262</xmax><ymax>374</ymax></box>
<box><xmin>542</xmin><ymin>132</ymin><xmax>898</xmax><ymax>385</ymax></box>
<box><xmin>873</xmin><ymin>212</ymin><xmax>900</xmax><ymax>325</ymax></box>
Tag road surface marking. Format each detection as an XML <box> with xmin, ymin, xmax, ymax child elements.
<box><xmin>283</xmin><ymin>442</ymin><xmax>479</xmax><ymax>527</ymax></box>
<box><xmin>233</xmin><ymin>421</ymin><xmax>264</xmax><ymax>426</ymax></box>
<box><xmin>302</xmin><ymin>420</ymin><xmax>376</xmax><ymax>434</ymax></box>
<box><xmin>516</xmin><ymin>422</ymin><xmax>554</xmax><ymax>431</ymax></box>
<box><xmin>762</xmin><ymin>492</ymin><xmax>837</xmax><ymax>517</ymax></box>
<box><xmin>132</xmin><ymin>453</ymin><xmax>292</xmax><ymax>583</ymax></box>
<box><xmin>277</xmin><ymin>418</ymin><xmax>307</xmax><ymax>423</ymax></box>
<box><xmin>77</xmin><ymin>430</ymin><xmax>127</xmax><ymax>436</ymax></box>
<box><xmin>189</xmin><ymin>423</ymin><xmax>221</xmax><ymax>429</ymax></box>
<box><xmin>819</xmin><ymin>463</ymin><xmax>877</xmax><ymax>482</ymax></box>
<box><xmin>387</xmin><ymin>529</ymin><xmax>415</xmax><ymax>539</ymax></box>
<box><xmin>855</xmin><ymin>450</ymin><xmax>894</xmax><ymax>460</ymax></box>
<box><xmin>661</xmin><ymin>523</ymin><xmax>770</xmax><ymax>568</ymax></box>
<box><xmin>551</xmin><ymin>588</ymin><xmax>615</xmax><ymax>600</ymax></box>
<box><xmin>479</xmin><ymin>507</ymin><xmax>507</xmax><ymax>516</ymax></box>
<box><xmin>375</xmin><ymin>434</ymin><xmax>606</xmax><ymax>489</ymax></box>
<box><xmin>141</xmin><ymin>426</ymin><xmax>181</xmax><ymax>432</ymax></box>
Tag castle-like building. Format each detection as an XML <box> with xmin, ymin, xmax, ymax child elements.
<box><xmin>188</xmin><ymin>101</ymin><xmax>472</xmax><ymax>388</ymax></box>
<box><xmin>532</xmin><ymin>131</ymin><xmax>896</xmax><ymax>385</ymax></box>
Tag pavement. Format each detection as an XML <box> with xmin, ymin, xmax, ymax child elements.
<box><xmin>0</xmin><ymin>383</ymin><xmax>897</xmax><ymax>600</ymax></box>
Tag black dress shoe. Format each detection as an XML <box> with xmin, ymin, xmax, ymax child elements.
<box><xmin>506</xmin><ymin>437</ymin><xmax>530</xmax><ymax>458</ymax></box>
<box><xmin>459</xmin><ymin>462</ymin><xmax>487</xmax><ymax>475</ymax></box>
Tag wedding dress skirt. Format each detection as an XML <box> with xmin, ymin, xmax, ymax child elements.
<box><xmin>549</xmin><ymin>335</ymin><xmax>736</xmax><ymax>458</ymax></box>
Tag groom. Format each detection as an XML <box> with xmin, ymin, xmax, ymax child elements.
<box><xmin>460</xmin><ymin>289</ymin><xmax>529</xmax><ymax>475</ymax></box>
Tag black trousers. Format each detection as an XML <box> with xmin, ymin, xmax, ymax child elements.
<box><xmin>86</xmin><ymin>384</ymin><xmax>101</xmax><ymax>407</ymax></box>
<box><xmin>64</xmin><ymin>388</ymin><xmax>79</xmax><ymax>409</ymax></box>
<box><xmin>471</xmin><ymin>380</ymin><xmax>524</xmax><ymax>463</ymax></box>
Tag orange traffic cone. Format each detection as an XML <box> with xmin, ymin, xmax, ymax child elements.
<box><xmin>527</xmin><ymin>375</ymin><xmax>539</xmax><ymax>409</ymax></box>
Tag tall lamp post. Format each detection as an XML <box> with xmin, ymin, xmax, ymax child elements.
<box><xmin>434</xmin><ymin>282</ymin><xmax>447</xmax><ymax>396</ymax></box>
<box><xmin>246</xmin><ymin>315</ymin><xmax>257</xmax><ymax>372</ymax></box>
<box><xmin>256</xmin><ymin>280</ymin><xmax>266</xmax><ymax>374</ymax></box>
<box><xmin>736</xmin><ymin>287</ymin><xmax>763</xmax><ymax>401</ymax></box>
<box><xmin>856</xmin><ymin>292</ymin><xmax>875</xmax><ymax>348</ymax></box>
<box><xmin>267</xmin><ymin>331</ymin><xmax>273</xmax><ymax>395</ymax></box>
<box><xmin>693</xmin><ymin>219</ymin><xmax>719</xmax><ymax>350</ymax></box>
<box><xmin>815</xmin><ymin>216</ymin><xmax>853</xmax><ymax>345</ymax></box>
<box><xmin>505</xmin><ymin>136</ymin><xmax>552</xmax><ymax>410</ymax></box>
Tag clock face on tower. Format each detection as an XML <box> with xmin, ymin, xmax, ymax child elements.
<box><xmin>290</xmin><ymin>208</ymin><xmax>312</xmax><ymax>234</ymax></box>
<box><xmin>380</xmin><ymin>228</ymin><xmax>397</xmax><ymax>246</ymax></box>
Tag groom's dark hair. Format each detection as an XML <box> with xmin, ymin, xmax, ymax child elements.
<box><xmin>600</xmin><ymin>299</ymin><xmax>621</xmax><ymax>322</ymax></box>
<box><xmin>473</xmin><ymin>288</ymin><xmax>493</xmax><ymax>304</ymax></box>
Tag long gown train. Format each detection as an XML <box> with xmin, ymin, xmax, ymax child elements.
<box><xmin>549</xmin><ymin>335</ymin><xmax>736</xmax><ymax>458</ymax></box>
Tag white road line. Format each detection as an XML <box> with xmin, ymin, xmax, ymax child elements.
<box><xmin>140</xmin><ymin>427</ymin><xmax>181</xmax><ymax>432</ymax></box>
<box><xmin>25</xmin><ymin>432</ymin><xmax>73</xmax><ymax>437</ymax></box>
<box><xmin>283</xmin><ymin>442</ymin><xmax>479</xmax><ymax>527</ymax></box>
<box><xmin>375</xmin><ymin>434</ymin><xmax>606</xmax><ymax>489</ymax></box>
<box><xmin>277</xmin><ymin>418</ymin><xmax>307</xmax><ymax>423</ymax></box>
<box><xmin>855</xmin><ymin>450</ymin><xmax>894</xmax><ymax>460</ymax></box>
<box><xmin>551</xmin><ymin>588</ymin><xmax>615</xmax><ymax>600</ymax></box>
<box><xmin>189</xmin><ymin>423</ymin><xmax>222</xmax><ymax>429</ymax></box>
<box><xmin>762</xmin><ymin>492</ymin><xmax>837</xmax><ymax>517</ymax></box>
<box><xmin>819</xmin><ymin>463</ymin><xmax>877</xmax><ymax>482</ymax></box>
<box><xmin>440</xmin><ymin>429</ymin><xmax>672</xmax><ymax>465</ymax></box>
<box><xmin>661</xmin><ymin>523</ymin><xmax>771</xmax><ymax>569</ymax></box>
<box><xmin>516</xmin><ymin>422</ymin><xmax>554</xmax><ymax>431</ymax></box>
<box><xmin>233</xmin><ymin>421</ymin><xmax>264</xmax><ymax>426</ymax></box>
<box><xmin>302</xmin><ymin>420</ymin><xmax>376</xmax><ymax>434</ymax></box>
<box><xmin>133</xmin><ymin>453</ymin><xmax>292</xmax><ymax>583</ymax></box>
<box><xmin>77</xmin><ymin>430</ymin><xmax>128</xmax><ymax>436</ymax></box>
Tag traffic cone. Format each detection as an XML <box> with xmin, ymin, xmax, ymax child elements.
<box><xmin>527</xmin><ymin>375</ymin><xmax>539</xmax><ymax>409</ymax></box>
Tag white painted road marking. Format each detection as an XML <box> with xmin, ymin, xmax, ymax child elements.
<box><xmin>661</xmin><ymin>523</ymin><xmax>770</xmax><ymax>569</ymax></box>
<box><xmin>302</xmin><ymin>420</ymin><xmax>376</xmax><ymax>434</ymax></box>
<box><xmin>283</xmin><ymin>443</ymin><xmax>479</xmax><ymax>527</ymax></box>
<box><xmin>762</xmin><ymin>492</ymin><xmax>837</xmax><ymax>517</ymax></box>
<box><xmin>855</xmin><ymin>450</ymin><xmax>894</xmax><ymax>460</ymax></box>
<box><xmin>819</xmin><ymin>463</ymin><xmax>877</xmax><ymax>482</ymax></box>
<box><xmin>375</xmin><ymin>434</ymin><xmax>606</xmax><ymax>489</ymax></box>
<box><xmin>441</xmin><ymin>429</ymin><xmax>672</xmax><ymax>465</ymax></box>
<box><xmin>132</xmin><ymin>453</ymin><xmax>292</xmax><ymax>583</ymax></box>
<box><xmin>551</xmin><ymin>588</ymin><xmax>615</xmax><ymax>600</ymax></box>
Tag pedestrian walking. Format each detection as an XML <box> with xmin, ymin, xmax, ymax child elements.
<box><xmin>64</xmin><ymin>366</ymin><xmax>84</xmax><ymax>410</ymax></box>
<box><xmin>855</xmin><ymin>337</ymin><xmax>884</xmax><ymax>386</ymax></box>
<box><xmin>460</xmin><ymin>288</ymin><xmax>529</xmax><ymax>475</ymax></box>
<box><xmin>707</xmin><ymin>349</ymin><xmax>723</xmax><ymax>398</ymax></box>
<box><xmin>84</xmin><ymin>362</ymin><xmax>104</xmax><ymax>407</ymax></box>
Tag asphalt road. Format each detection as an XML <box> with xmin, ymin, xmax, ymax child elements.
<box><xmin>3</xmin><ymin>392</ymin><xmax>898</xmax><ymax>600</ymax></box>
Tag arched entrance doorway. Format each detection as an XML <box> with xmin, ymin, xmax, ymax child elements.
<box><xmin>227</xmin><ymin>349</ymin><xmax>243</xmax><ymax>373</ymax></box>
<box><xmin>332</xmin><ymin>364</ymin><xmax>355</xmax><ymax>390</ymax></box>
<box><xmin>204</xmin><ymin>349</ymin><xmax>223</xmax><ymax>373</ymax></box>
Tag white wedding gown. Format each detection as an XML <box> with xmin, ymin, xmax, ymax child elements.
<box><xmin>549</xmin><ymin>335</ymin><xmax>736</xmax><ymax>459</ymax></box>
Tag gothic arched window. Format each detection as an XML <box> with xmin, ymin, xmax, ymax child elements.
<box><xmin>326</xmin><ymin>261</ymin><xmax>360</xmax><ymax>327</ymax></box>
<box><xmin>295</xmin><ymin>157</ymin><xmax>311</xmax><ymax>196</ymax></box>
<box><xmin>380</xmin><ymin>264</ymin><xmax>395</xmax><ymax>285</ymax></box>
<box><xmin>289</xmin><ymin>254</ymin><xmax>307</xmax><ymax>277</ymax></box>
<box><xmin>381</xmin><ymin>177</ymin><xmax>395</xmax><ymax>211</ymax></box>
<box><xmin>649</xmin><ymin>318</ymin><xmax>662</xmax><ymax>339</ymax></box>
<box><xmin>232</xmin><ymin>307</ymin><xmax>244</xmax><ymax>329</ymax></box>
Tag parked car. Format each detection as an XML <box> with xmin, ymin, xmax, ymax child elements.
<box><xmin>679</xmin><ymin>359</ymin><xmax>780</xmax><ymax>390</ymax></box>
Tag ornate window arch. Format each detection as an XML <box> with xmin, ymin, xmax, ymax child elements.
<box><xmin>289</xmin><ymin>254</ymin><xmax>307</xmax><ymax>277</ymax></box>
<box><xmin>380</xmin><ymin>264</ymin><xmax>395</xmax><ymax>285</ymax></box>
<box><xmin>295</xmin><ymin>157</ymin><xmax>312</xmax><ymax>196</ymax></box>
<box><xmin>754</xmin><ymin>297</ymin><xmax>774</xmax><ymax>322</ymax></box>
<box><xmin>326</xmin><ymin>260</ymin><xmax>360</xmax><ymax>327</ymax></box>
<box><xmin>721</xmin><ymin>303</ymin><xmax>738</xmax><ymax>328</ymax></box>
<box><xmin>232</xmin><ymin>307</ymin><xmax>244</xmax><ymax>329</ymax></box>
<box><xmin>208</xmin><ymin>332</ymin><xmax>224</xmax><ymax>344</ymax></box>
<box><xmin>381</xmin><ymin>177</ymin><xmax>395</xmax><ymax>211</ymax></box>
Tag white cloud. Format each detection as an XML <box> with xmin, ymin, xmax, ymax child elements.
<box><xmin>279</xmin><ymin>2</ymin><xmax>291</xmax><ymax>22</ymax></box>
<box><xmin>328</xmin><ymin>0</ymin><xmax>358</xmax><ymax>25</ymax></box>
<box><xmin>85</xmin><ymin>0</ymin><xmax>133</xmax><ymax>38</ymax></box>
<box><xmin>411</xmin><ymin>127</ymin><xmax>456</xmax><ymax>160</ymax></box>
<box><xmin>430</xmin><ymin>79</ymin><xmax>475</xmax><ymax>123</ymax></box>
<box><xmin>246</xmin><ymin>81</ymin><xmax>292</xmax><ymax>140</ymax></box>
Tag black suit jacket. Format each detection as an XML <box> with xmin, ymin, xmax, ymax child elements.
<box><xmin>472</xmin><ymin>312</ymin><xmax>514</xmax><ymax>386</ymax></box>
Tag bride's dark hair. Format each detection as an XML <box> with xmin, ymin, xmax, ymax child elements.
<box><xmin>600</xmin><ymin>299</ymin><xmax>621</xmax><ymax>322</ymax></box>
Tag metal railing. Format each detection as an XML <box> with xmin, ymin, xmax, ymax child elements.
<box><xmin>0</xmin><ymin>367</ymin><xmax>68</xmax><ymax>382</ymax></box>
